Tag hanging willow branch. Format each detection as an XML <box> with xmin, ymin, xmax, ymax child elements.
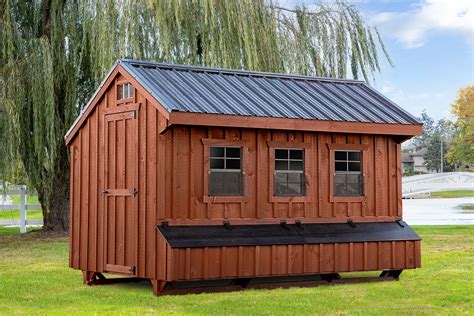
<box><xmin>0</xmin><ymin>0</ymin><xmax>391</xmax><ymax>230</ymax></box>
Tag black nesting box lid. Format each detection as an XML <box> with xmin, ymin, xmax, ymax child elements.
<box><xmin>156</xmin><ymin>221</ymin><xmax>421</xmax><ymax>248</ymax></box>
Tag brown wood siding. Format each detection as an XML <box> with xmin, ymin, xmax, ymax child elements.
<box><xmin>167</xmin><ymin>240</ymin><xmax>421</xmax><ymax>281</ymax></box>
<box><xmin>164</xmin><ymin>126</ymin><xmax>402</xmax><ymax>222</ymax></box>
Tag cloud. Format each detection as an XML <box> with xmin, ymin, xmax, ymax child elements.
<box><xmin>380</xmin><ymin>81</ymin><xmax>395</xmax><ymax>94</ymax></box>
<box><xmin>380</xmin><ymin>85</ymin><xmax>451</xmax><ymax>119</ymax></box>
<box><xmin>370</xmin><ymin>0</ymin><xmax>474</xmax><ymax>48</ymax></box>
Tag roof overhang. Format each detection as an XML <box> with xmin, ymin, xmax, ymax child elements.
<box><xmin>64</xmin><ymin>62</ymin><xmax>120</xmax><ymax>145</ymax></box>
<box><xmin>167</xmin><ymin>111</ymin><xmax>423</xmax><ymax>140</ymax></box>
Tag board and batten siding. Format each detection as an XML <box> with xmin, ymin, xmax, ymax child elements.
<box><xmin>69</xmin><ymin>73</ymin><xmax>407</xmax><ymax>281</ymax></box>
<box><xmin>166</xmin><ymin>241</ymin><xmax>421</xmax><ymax>281</ymax></box>
<box><xmin>69</xmin><ymin>74</ymin><xmax>169</xmax><ymax>280</ymax></box>
<box><xmin>161</xmin><ymin>126</ymin><xmax>402</xmax><ymax>222</ymax></box>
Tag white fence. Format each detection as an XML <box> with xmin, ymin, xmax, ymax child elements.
<box><xmin>0</xmin><ymin>186</ymin><xmax>43</xmax><ymax>233</ymax></box>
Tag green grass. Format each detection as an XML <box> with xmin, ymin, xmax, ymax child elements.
<box><xmin>431</xmin><ymin>190</ymin><xmax>474</xmax><ymax>198</ymax></box>
<box><xmin>0</xmin><ymin>226</ymin><xmax>472</xmax><ymax>315</ymax></box>
<box><xmin>0</xmin><ymin>209</ymin><xmax>43</xmax><ymax>220</ymax></box>
<box><xmin>0</xmin><ymin>226</ymin><xmax>36</xmax><ymax>236</ymax></box>
<box><xmin>0</xmin><ymin>194</ymin><xmax>42</xmax><ymax>221</ymax></box>
<box><xmin>9</xmin><ymin>194</ymin><xmax>40</xmax><ymax>205</ymax></box>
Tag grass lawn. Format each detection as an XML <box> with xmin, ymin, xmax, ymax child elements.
<box><xmin>431</xmin><ymin>190</ymin><xmax>474</xmax><ymax>198</ymax></box>
<box><xmin>0</xmin><ymin>226</ymin><xmax>472</xmax><ymax>315</ymax></box>
<box><xmin>0</xmin><ymin>226</ymin><xmax>36</xmax><ymax>236</ymax></box>
<box><xmin>0</xmin><ymin>209</ymin><xmax>43</xmax><ymax>221</ymax></box>
<box><xmin>9</xmin><ymin>194</ymin><xmax>41</xmax><ymax>206</ymax></box>
<box><xmin>0</xmin><ymin>194</ymin><xmax>42</xmax><ymax>221</ymax></box>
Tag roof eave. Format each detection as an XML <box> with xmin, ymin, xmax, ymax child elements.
<box><xmin>167</xmin><ymin>111</ymin><xmax>423</xmax><ymax>139</ymax></box>
<box><xmin>360</xmin><ymin>82</ymin><xmax>420</xmax><ymax>124</ymax></box>
<box><xmin>64</xmin><ymin>61</ymin><xmax>171</xmax><ymax>146</ymax></box>
<box><xmin>64</xmin><ymin>61</ymin><xmax>119</xmax><ymax>144</ymax></box>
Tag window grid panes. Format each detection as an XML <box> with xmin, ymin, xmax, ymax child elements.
<box><xmin>209</xmin><ymin>146</ymin><xmax>243</xmax><ymax>196</ymax></box>
<box><xmin>334</xmin><ymin>150</ymin><xmax>363</xmax><ymax>196</ymax></box>
<box><xmin>274</xmin><ymin>149</ymin><xmax>305</xmax><ymax>196</ymax></box>
<box><xmin>118</xmin><ymin>83</ymin><xmax>133</xmax><ymax>100</ymax></box>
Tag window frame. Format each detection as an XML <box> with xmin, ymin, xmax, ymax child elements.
<box><xmin>327</xmin><ymin>143</ymin><xmax>369</xmax><ymax>202</ymax></box>
<box><xmin>202</xmin><ymin>139</ymin><xmax>250</xmax><ymax>203</ymax></box>
<box><xmin>334</xmin><ymin>150</ymin><xmax>363</xmax><ymax>196</ymax></box>
<box><xmin>267</xmin><ymin>141</ymin><xmax>313</xmax><ymax>203</ymax></box>
<box><xmin>116</xmin><ymin>81</ymin><xmax>134</xmax><ymax>104</ymax></box>
<box><xmin>273</xmin><ymin>148</ymin><xmax>306</xmax><ymax>196</ymax></box>
<box><xmin>208</xmin><ymin>146</ymin><xmax>243</xmax><ymax>196</ymax></box>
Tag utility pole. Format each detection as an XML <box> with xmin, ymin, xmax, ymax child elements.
<box><xmin>440</xmin><ymin>138</ymin><xmax>443</xmax><ymax>173</ymax></box>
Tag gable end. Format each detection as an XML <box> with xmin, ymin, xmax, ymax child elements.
<box><xmin>64</xmin><ymin>63</ymin><xmax>170</xmax><ymax>145</ymax></box>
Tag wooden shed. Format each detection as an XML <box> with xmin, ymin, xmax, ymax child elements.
<box><xmin>65</xmin><ymin>60</ymin><xmax>423</xmax><ymax>295</ymax></box>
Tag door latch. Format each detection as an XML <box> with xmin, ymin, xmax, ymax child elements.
<box><xmin>131</xmin><ymin>188</ymin><xmax>138</xmax><ymax>196</ymax></box>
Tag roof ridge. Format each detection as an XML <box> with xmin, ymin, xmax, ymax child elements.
<box><xmin>118</xmin><ymin>59</ymin><xmax>366</xmax><ymax>85</ymax></box>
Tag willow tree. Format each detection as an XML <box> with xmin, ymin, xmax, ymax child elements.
<box><xmin>0</xmin><ymin>0</ymin><xmax>392</xmax><ymax>231</ymax></box>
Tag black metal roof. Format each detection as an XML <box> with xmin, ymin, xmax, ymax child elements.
<box><xmin>156</xmin><ymin>221</ymin><xmax>421</xmax><ymax>248</ymax></box>
<box><xmin>120</xmin><ymin>59</ymin><xmax>419</xmax><ymax>125</ymax></box>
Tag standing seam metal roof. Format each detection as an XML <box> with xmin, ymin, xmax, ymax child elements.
<box><xmin>119</xmin><ymin>59</ymin><xmax>419</xmax><ymax>125</ymax></box>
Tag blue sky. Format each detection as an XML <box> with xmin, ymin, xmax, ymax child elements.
<box><xmin>281</xmin><ymin>0</ymin><xmax>474</xmax><ymax>120</ymax></box>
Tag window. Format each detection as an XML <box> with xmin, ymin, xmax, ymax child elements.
<box><xmin>208</xmin><ymin>147</ymin><xmax>243</xmax><ymax>196</ymax></box>
<box><xmin>334</xmin><ymin>151</ymin><xmax>363</xmax><ymax>196</ymax></box>
<box><xmin>117</xmin><ymin>83</ymin><xmax>133</xmax><ymax>100</ymax></box>
<box><xmin>274</xmin><ymin>149</ymin><xmax>305</xmax><ymax>196</ymax></box>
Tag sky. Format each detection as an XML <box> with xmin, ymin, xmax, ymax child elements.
<box><xmin>280</xmin><ymin>0</ymin><xmax>474</xmax><ymax>120</ymax></box>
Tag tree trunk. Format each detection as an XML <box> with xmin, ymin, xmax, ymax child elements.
<box><xmin>36</xmin><ymin>0</ymin><xmax>69</xmax><ymax>232</ymax></box>
<box><xmin>41</xmin><ymin>143</ymin><xmax>70</xmax><ymax>231</ymax></box>
<box><xmin>42</xmin><ymin>0</ymin><xmax>53</xmax><ymax>38</ymax></box>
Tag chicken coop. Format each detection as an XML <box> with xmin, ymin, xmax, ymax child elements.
<box><xmin>65</xmin><ymin>60</ymin><xmax>422</xmax><ymax>295</ymax></box>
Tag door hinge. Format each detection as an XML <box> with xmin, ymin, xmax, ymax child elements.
<box><xmin>129</xmin><ymin>266</ymin><xmax>136</xmax><ymax>275</ymax></box>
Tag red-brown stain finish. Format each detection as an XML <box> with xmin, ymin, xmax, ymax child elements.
<box><xmin>67</xmin><ymin>69</ymin><xmax>421</xmax><ymax>294</ymax></box>
<box><xmin>165</xmin><ymin>240</ymin><xmax>420</xmax><ymax>281</ymax></box>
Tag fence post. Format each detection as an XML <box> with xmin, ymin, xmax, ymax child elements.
<box><xmin>20</xmin><ymin>186</ymin><xmax>27</xmax><ymax>234</ymax></box>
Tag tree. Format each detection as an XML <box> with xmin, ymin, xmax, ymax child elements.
<box><xmin>412</xmin><ymin>110</ymin><xmax>435</xmax><ymax>149</ymax></box>
<box><xmin>403</xmin><ymin>165</ymin><xmax>414</xmax><ymax>177</ymax></box>
<box><xmin>422</xmin><ymin>118</ymin><xmax>454</xmax><ymax>173</ymax></box>
<box><xmin>0</xmin><ymin>0</ymin><xmax>392</xmax><ymax>231</ymax></box>
<box><xmin>446</xmin><ymin>86</ymin><xmax>474</xmax><ymax>168</ymax></box>
<box><xmin>414</xmin><ymin>111</ymin><xmax>454</xmax><ymax>173</ymax></box>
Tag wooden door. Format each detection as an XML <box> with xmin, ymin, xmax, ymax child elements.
<box><xmin>103</xmin><ymin>106</ymin><xmax>139</xmax><ymax>275</ymax></box>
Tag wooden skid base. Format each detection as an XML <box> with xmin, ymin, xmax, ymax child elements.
<box><xmin>82</xmin><ymin>270</ymin><xmax>403</xmax><ymax>296</ymax></box>
<box><xmin>156</xmin><ymin>270</ymin><xmax>403</xmax><ymax>296</ymax></box>
<box><xmin>82</xmin><ymin>271</ymin><xmax>145</xmax><ymax>286</ymax></box>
